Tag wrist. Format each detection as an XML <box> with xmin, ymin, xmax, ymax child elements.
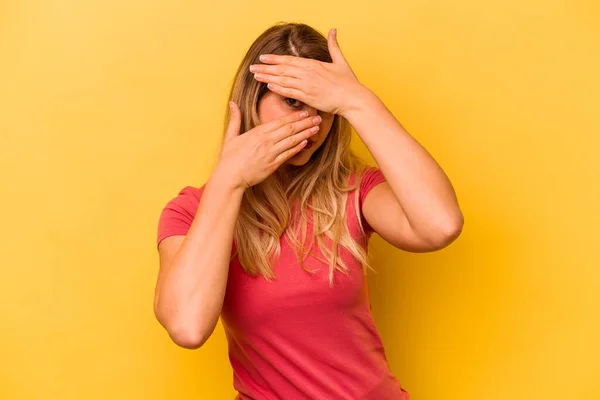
<box><xmin>339</xmin><ymin>84</ymin><xmax>379</xmax><ymax>120</ymax></box>
<box><xmin>210</xmin><ymin>165</ymin><xmax>248</xmax><ymax>195</ymax></box>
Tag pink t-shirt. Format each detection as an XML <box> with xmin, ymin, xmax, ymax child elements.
<box><xmin>157</xmin><ymin>167</ymin><xmax>409</xmax><ymax>400</ymax></box>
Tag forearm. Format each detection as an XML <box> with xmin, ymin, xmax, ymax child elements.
<box><xmin>343</xmin><ymin>86</ymin><xmax>463</xmax><ymax>238</ymax></box>
<box><xmin>156</xmin><ymin>167</ymin><xmax>244</xmax><ymax>344</ymax></box>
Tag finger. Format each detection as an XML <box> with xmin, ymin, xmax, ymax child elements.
<box><xmin>269</xmin><ymin>114</ymin><xmax>321</xmax><ymax>142</ymax></box>
<box><xmin>258</xmin><ymin>110</ymin><xmax>310</xmax><ymax>135</ymax></box>
<box><xmin>250</xmin><ymin>64</ymin><xmax>305</xmax><ymax>78</ymax></box>
<box><xmin>328</xmin><ymin>28</ymin><xmax>348</xmax><ymax>65</ymax></box>
<box><xmin>272</xmin><ymin>138</ymin><xmax>309</xmax><ymax>165</ymax></box>
<box><xmin>224</xmin><ymin>101</ymin><xmax>242</xmax><ymax>142</ymax></box>
<box><xmin>273</xmin><ymin>125</ymin><xmax>319</xmax><ymax>155</ymax></box>
<box><xmin>254</xmin><ymin>73</ymin><xmax>300</xmax><ymax>89</ymax></box>
<box><xmin>266</xmin><ymin>83</ymin><xmax>305</xmax><ymax>102</ymax></box>
<box><xmin>259</xmin><ymin>54</ymin><xmax>313</xmax><ymax>68</ymax></box>
<box><xmin>270</xmin><ymin>117</ymin><xmax>321</xmax><ymax>153</ymax></box>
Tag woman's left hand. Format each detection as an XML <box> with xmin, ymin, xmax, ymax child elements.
<box><xmin>250</xmin><ymin>28</ymin><xmax>366</xmax><ymax>116</ymax></box>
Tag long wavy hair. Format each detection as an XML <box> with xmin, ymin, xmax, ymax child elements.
<box><xmin>222</xmin><ymin>22</ymin><xmax>372</xmax><ymax>286</ymax></box>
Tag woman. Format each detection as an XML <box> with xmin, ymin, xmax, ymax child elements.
<box><xmin>154</xmin><ymin>22</ymin><xmax>463</xmax><ymax>399</ymax></box>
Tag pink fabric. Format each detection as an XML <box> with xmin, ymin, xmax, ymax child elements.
<box><xmin>157</xmin><ymin>167</ymin><xmax>409</xmax><ymax>400</ymax></box>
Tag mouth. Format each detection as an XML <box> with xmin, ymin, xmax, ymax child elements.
<box><xmin>304</xmin><ymin>140</ymin><xmax>315</xmax><ymax>149</ymax></box>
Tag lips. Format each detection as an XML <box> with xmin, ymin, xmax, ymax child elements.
<box><xmin>305</xmin><ymin>140</ymin><xmax>314</xmax><ymax>149</ymax></box>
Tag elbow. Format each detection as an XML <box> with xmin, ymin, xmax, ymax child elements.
<box><xmin>168</xmin><ymin>326</ymin><xmax>209</xmax><ymax>350</ymax></box>
<box><xmin>154</xmin><ymin>305</ymin><xmax>212</xmax><ymax>350</ymax></box>
<box><xmin>440</xmin><ymin>211</ymin><xmax>464</xmax><ymax>246</ymax></box>
<box><xmin>427</xmin><ymin>211</ymin><xmax>464</xmax><ymax>250</ymax></box>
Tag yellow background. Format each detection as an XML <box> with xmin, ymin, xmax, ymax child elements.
<box><xmin>1</xmin><ymin>0</ymin><xmax>599</xmax><ymax>399</ymax></box>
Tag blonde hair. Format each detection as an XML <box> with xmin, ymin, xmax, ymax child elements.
<box><xmin>222</xmin><ymin>22</ymin><xmax>372</xmax><ymax>286</ymax></box>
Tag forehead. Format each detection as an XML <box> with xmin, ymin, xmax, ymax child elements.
<box><xmin>260</xmin><ymin>91</ymin><xmax>283</xmax><ymax>102</ymax></box>
<box><xmin>258</xmin><ymin>91</ymin><xmax>290</xmax><ymax>110</ymax></box>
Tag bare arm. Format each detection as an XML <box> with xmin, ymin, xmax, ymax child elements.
<box><xmin>154</xmin><ymin>169</ymin><xmax>244</xmax><ymax>349</ymax></box>
<box><xmin>346</xmin><ymin>88</ymin><xmax>463</xmax><ymax>251</ymax></box>
<box><xmin>250</xmin><ymin>30</ymin><xmax>463</xmax><ymax>251</ymax></box>
<box><xmin>154</xmin><ymin>104</ymin><xmax>321</xmax><ymax>349</ymax></box>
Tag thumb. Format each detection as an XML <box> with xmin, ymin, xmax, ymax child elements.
<box><xmin>224</xmin><ymin>101</ymin><xmax>242</xmax><ymax>142</ymax></box>
<box><xmin>328</xmin><ymin>28</ymin><xmax>348</xmax><ymax>65</ymax></box>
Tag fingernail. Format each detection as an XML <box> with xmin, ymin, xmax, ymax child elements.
<box><xmin>249</xmin><ymin>65</ymin><xmax>256</xmax><ymax>72</ymax></box>
<box><xmin>299</xmin><ymin>111</ymin><xmax>309</xmax><ymax>118</ymax></box>
<box><xmin>229</xmin><ymin>101</ymin><xmax>234</xmax><ymax>110</ymax></box>
<box><xmin>312</xmin><ymin>116</ymin><xmax>321</xmax><ymax>124</ymax></box>
<box><xmin>259</xmin><ymin>55</ymin><xmax>267</xmax><ymax>62</ymax></box>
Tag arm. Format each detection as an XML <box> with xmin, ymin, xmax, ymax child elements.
<box><xmin>154</xmin><ymin>103</ymin><xmax>320</xmax><ymax>349</ymax></box>
<box><xmin>251</xmin><ymin>29</ymin><xmax>463</xmax><ymax>252</ymax></box>
<box><xmin>345</xmin><ymin>88</ymin><xmax>464</xmax><ymax>251</ymax></box>
<box><xmin>155</xmin><ymin>168</ymin><xmax>244</xmax><ymax>349</ymax></box>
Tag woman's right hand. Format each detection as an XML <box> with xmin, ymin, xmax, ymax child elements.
<box><xmin>216</xmin><ymin>101</ymin><xmax>321</xmax><ymax>190</ymax></box>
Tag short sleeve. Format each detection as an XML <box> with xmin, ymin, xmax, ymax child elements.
<box><xmin>358</xmin><ymin>167</ymin><xmax>387</xmax><ymax>235</ymax></box>
<box><xmin>157</xmin><ymin>185</ymin><xmax>205</xmax><ymax>246</ymax></box>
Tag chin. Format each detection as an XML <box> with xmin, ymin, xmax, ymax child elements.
<box><xmin>285</xmin><ymin>157</ymin><xmax>311</xmax><ymax>167</ymax></box>
<box><xmin>285</xmin><ymin>150</ymin><xmax>313</xmax><ymax>167</ymax></box>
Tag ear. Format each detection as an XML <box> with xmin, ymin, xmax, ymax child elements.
<box><xmin>327</xmin><ymin>28</ymin><xmax>348</xmax><ymax>65</ymax></box>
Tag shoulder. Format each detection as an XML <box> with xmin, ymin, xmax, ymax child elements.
<box><xmin>166</xmin><ymin>185</ymin><xmax>205</xmax><ymax>209</ymax></box>
<box><xmin>343</xmin><ymin>166</ymin><xmax>387</xmax><ymax>237</ymax></box>
<box><xmin>156</xmin><ymin>184</ymin><xmax>206</xmax><ymax>245</ymax></box>
<box><xmin>351</xmin><ymin>166</ymin><xmax>387</xmax><ymax>207</ymax></box>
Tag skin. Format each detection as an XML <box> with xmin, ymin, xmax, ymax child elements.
<box><xmin>250</xmin><ymin>28</ymin><xmax>464</xmax><ymax>251</ymax></box>
<box><xmin>155</xmin><ymin>106</ymin><xmax>322</xmax><ymax>348</ymax></box>
<box><xmin>154</xmin><ymin>27</ymin><xmax>464</xmax><ymax>350</ymax></box>
<box><xmin>257</xmin><ymin>91</ymin><xmax>334</xmax><ymax>167</ymax></box>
